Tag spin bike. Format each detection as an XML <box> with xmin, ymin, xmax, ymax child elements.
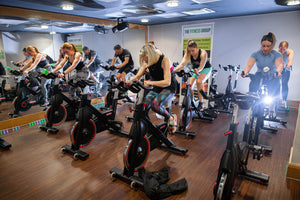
<box><xmin>242</xmin><ymin>68</ymin><xmax>287</xmax><ymax>135</ymax></box>
<box><xmin>40</xmin><ymin>72</ymin><xmax>78</xmax><ymax>134</ymax></box>
<box><xmin>61</xmin><ymin>79</ymin><xmax>129</xmax><ymax>160</ymax></box>
<box><xmin>213</xmin><ymin>93</ymin><xmax>271</xmax><ymax>200</ymax></box>
<box><xmin>103</xmin><ymin>65</ymin><xmax>135</xmax><ymax>107</ymax></box>
<box><xmin>110</xmin><ymin>81</ymin><xmax>188</xmax><ymax>189</ymax></box>
<box><xmin>175</xmin><ymin>66</ymin><xmax>215</xmax><ymax>137</ymax></box>
<box><xmin>0</xmin><ymin>137</ymin><xmax>11</xmax><ymax>150</ymax></box>
<box><xmin>8</xmin><ymin>69</ymin><xmax>45</xmax><ymax>117</ymax></box>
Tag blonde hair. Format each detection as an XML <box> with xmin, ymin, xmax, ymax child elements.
<box><xmin>62</xmin><ymin>42</ymin><xmax>78</xmax><ymax>52</ymax></box>
<box><xmin>139</xmin><ymin>44</ymin><xmax>159</xmax><ymax>66</ymax></box>
<box><xmin>279</xmin><ymin>41</ymin><xmax>289</xmax><ymax>48</ymax></box>
<box><xmin>184</xmin><ymin>39</ymin><xmax>198</xmax><ymax>59</ymax></box>
<box><xmin>26</xmin><ymin>46</ymin><xmax>40</xmax><ymax>54</ymax></box>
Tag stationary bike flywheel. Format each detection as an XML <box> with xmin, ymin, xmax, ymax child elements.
<box><xmin>13</xmin><ymin>97</ymin><xmax>32</xmax><ymax>112</ymax></box>
<box><xmin>71</xmin><ymin>119</ymin><xmax>96</xmax><ymax>148</ymax></box>
<box><xmin>180</xmin><ymin>107</ymin><xmax>192</xmax><ymax>130</ymax></box>
<box><xmin>45</xmin><ymin>105</ymin><xmax>67</xmax><ymax>126</ymax></box>
<box><xmin>124</xmin><ymin>137</ymin><xmax>150</xmax><ymax>171</ymax></box>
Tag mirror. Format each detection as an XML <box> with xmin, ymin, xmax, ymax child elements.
<box><xmin>0</xmin><ymin>15</ymin><xmax>146</xmax><ymax>121</ymax></box>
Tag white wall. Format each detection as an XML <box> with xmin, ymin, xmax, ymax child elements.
<box><xmin>149</xmin><ymin>11</ymin><xmax>300</xmax><ymax>101</ymax></box>
<box><xmin>0</xmin><ymin>31</ymin><xmax>7</xmax><ymax>66</ymax></box>
<box><xmin>2</xmin><ymin>32</ymin><xmax>64</xmax><ymax>65</ymax></box>
<box><xmin>71</xmin><ymin>28</ymin><xmax>146</xmax><ymax>67</ymax></box>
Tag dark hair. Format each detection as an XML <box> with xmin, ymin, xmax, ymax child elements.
<box><xmin>22</xmin><ymin>48</ymin><xmax>27</xmax><ymax>52</ymax></box>
<box><xmin>261</xmin><ymin>32</ymin><xmax>276</xmax><ymax>49</ymax></box>
<box><xmin>82</xmin><ymin>46</ymin><xmax>89</xmax><ymax>51</ymax></box>
<box><xmin>148</xmin><ymin>41</ymin><xmax>155</xmax><ymax>45</ymax></box>
<box><xmin>114</xmin><ymin>44</ymin><xmax>121</xmax><ymax>50</ymax></box>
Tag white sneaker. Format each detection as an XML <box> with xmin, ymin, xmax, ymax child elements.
<box><xmin>169</xmin><ymin>114</ymin><xmax>178</xmax><ymax>133</ymax></box>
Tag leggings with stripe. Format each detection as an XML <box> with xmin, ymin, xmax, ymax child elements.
<box><xmin>143</xmin><ymin>89</ymin><xmax>174</xmax><ymax>120</ymax></box>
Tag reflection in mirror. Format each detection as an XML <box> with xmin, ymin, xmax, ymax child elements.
<box><xmin>0</xmin><ymin>15</ymin><xmax>146</xmax><ymax>121</ymax></box>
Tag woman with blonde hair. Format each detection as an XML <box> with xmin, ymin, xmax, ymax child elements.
<box><xmin>20</xmin><ymin>46</ymin><xmax>51</xmax><ymax>106</ymax></box>
<box><xmin>173</xmin><ymin>39</ymin><xmax>211</xmax><ymax>108</ymax></box>
<box><xmin>276</xmin><ymin>41</ymin><xmax>294</xmax><ymax>108</ymax></box>
<box><xmin>52</xmin><ymin>42</ymin><xmax>90</xmax><ymax>99</ymax></box>
<box><xmin>130</xmin><ymin>44</ymin><xmax>177</xmax><ymax>132</ymax></box>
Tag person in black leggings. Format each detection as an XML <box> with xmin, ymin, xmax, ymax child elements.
<box><xmin>52</xmin><ymin>43</ymin><xmax>89</xmax><ymax>100</ymax></box>
<box><xmin>110</xmin><ymin>44</ymin><xmax>134</xmax><ymax>82</ymax></box>
<box><xmin>129</xmin><ymin>44</ymin><xmax>177</xmax><ymax>133</ymax></box>
<box><xmin>21</xmin><ymin>46</ymin><xmax>51</xmax><ymax>106</ymax></box>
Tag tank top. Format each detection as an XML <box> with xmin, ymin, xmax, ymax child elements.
<box><xmin>68</xmin><ymin>52</ymin><xmax>85</xmax><ymax>71</ymax></box>
<box><xmin>283</xmin><ymin>51</ymin><xmax>290</xmax><ymax>67</ymax></box>
<box><xmin>33</xmin><ymin>54</ymin><xmax>49</xmax><ymax>70</ymax></box>
<box><xmin>148</xmin><ymin>55</ymin><xmax>176</xmax><ymax>93</ymax></box>
<box><xmin>190</xmin><ymin>49</ymin><xmax>211</xmax><ymax>69</ymax></box>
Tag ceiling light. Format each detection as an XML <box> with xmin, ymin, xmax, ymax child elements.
<box><xmin>157</xmin><ymin>12</ymin><xmax>186</xmax><ymax>18</ymax></box>
<box><xmin>167</xmin><ymin>0</ymin><xmax>179</xmax><ymax>7</ymax></box>
<box><xmin>141</xmin><ymin>18</ymin><xmax>149</xmax><ymax>23</ymax></box>
<box><xmin>50</xmin><ymin>31</ymin><xmax>56</xmax><ymax>34</ymax></box>
<box><xmin>192</xmin><ymin>0</ymin><xmax>221</xmax><ymax>4</ymax></box>
<box><xmin>105</xmin><ymin>12</ymin><xmax>126</xmax><ymax>18</ymax></box>
<box><xmin>182</xmin><ymin>8</ymin><xmax>215</xmax><ymax>15</ymax></box>
<box><xmin>40</xmin><ymin>24</ymin><xmax>49</xmax><ymax>29</ymax></box>
<box><xmin>275</xmin><ymin>0</ymin><xmax>300</xmax><ymax>5</ymax></box>
<box><xmin>62</xmin><ymin>4</ymin><xmax>74</xmax><ymax>10</ymax></box>
<box><xmin>287</xmin><ymin>0</ymin><xmax>300</xmax><ymax>5</ymax></box>
<box><xmin>112</xmin><ymin>18</ymin><xmax>129</xmax><ymax>33</ymax></box>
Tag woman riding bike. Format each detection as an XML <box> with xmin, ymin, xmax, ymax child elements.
<box><xmin>242</xmin><ymin>32</ymin><xmax>283</xmax><ymax>98</ymax></box>
<box><xmin>20</xmin><ymin>46</ymin><xmax>51</xmax><ymax>106</ymax></box>
<box><xmin>129</xmin><ymin>44</ymin><xmax>178</xmax><ymax>133</ymax></box>
<box><xmin>173</xmin><ymin>39</ymin><xmax>212</xmax><ymax>109</ymax></box>
<box><xmin>52</xmin><ymin>43</ymin><xmax>90</xmax><ymax>99</ymax></box>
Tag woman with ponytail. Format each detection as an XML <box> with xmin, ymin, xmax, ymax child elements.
<box><xmin>52</xmin><ymin>42</ymin><xmax>89</xmax><ymax>100</ymax></box>
<box><xmin>242</xmin><ymin>32</ymin><xmax>283</xmax><ymax>98</ymax></box>
<box><xmin>20</xmin><ymin>45</ymin><xmax>51</xmax><ymax>106</ymax></box>
<box><xmin>173</xmin><ymin>39</ymin><xmax>211</xmax><ymax>108</ymax></box>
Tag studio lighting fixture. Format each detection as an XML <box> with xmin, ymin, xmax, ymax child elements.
<box><xmin>275</xmin><ymin>0</ymin><xmax>300</xmax><ymax>5</ymax></box>
<box><xmin>62</xmin><ymin>4</ymin><xmax>74</xmax><ymax>10</ymax></box>
<box><xmin>40</xmin><ymin>24</ymin><xmax>49</xmax><ymax>29</ymax></box>
<box><xmin>141</xmin><ymin>18</ymin><xmax>149</xmax><ymax>23</ymax></box>
<box><xmin>112</xmin><ymin>18</ymin><xmax>129</xmax><ymax>33</ymax></box>
<box><xmin>167</xmin><ymin>0</ymin><xmax>179</xmax><ymax>7</ymax></box>
<box><xmin>94</xmin><ymin>25</ymin><xmax>109</xmax><ymax>34</ymax></box>
<box><xmin>50</xmin><ymin>31</ymin><xmax>56</xmax><ymax>34</ymax></box>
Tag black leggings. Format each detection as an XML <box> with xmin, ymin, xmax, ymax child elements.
<box><xmin>143</xmin><ymin>89</ymin><xmax>174</xmax><ymax>120</ymax></box>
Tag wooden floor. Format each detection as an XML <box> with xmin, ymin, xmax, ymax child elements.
<box><xmin>0</xmin><ymin>102</ymin><xmax>299</xmax><ymax>200</ymax></box>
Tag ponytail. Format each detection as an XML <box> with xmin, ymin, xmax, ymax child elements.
<box><xmin>26</xmin><ymin>45</ymin><xmax>40</xmax><ymax>54</ymax></box>
<box><xmin>184</xmin><ymin>39</ymin><xmax>198</xmax><ymax>58</ymax></box>
<box><xmin>261</xmin><ymin>32</ymin><xmax>276</xmax><ymax>50</ymax></box>
<box><xmin>62</xmin><ymin>42</ymin><xmax>78</xmax><ymax>52</ymax></box>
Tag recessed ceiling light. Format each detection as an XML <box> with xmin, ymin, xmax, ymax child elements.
<box><xmin>105</xmin><ymin>12</ymin><xmax>125</xmax><ymax>18</ymax></box>
<box><xmin>62</xmin><ymin>4</ymin><xmax>74</xmax><ymax>10</ymax></box>
<box><xmin>287</xmin><ymin>0</ymin><xmax>300</xmax><ymax>5</ymax></box>
<box><xmin>157</xmin><ymin>12</ymin><xmax>186</xmax><ymax>18</ymax></box>
<box><xmin>192</xmin><ymin>0</ymin><xmax>221</xmax><ymax>4</ymax></box>
<box><xmin>182</xmin><ymin>8</ymin><xmax>215</xmax><ymax>15</ymax></box>
<box><xmin>40</xmin><ymin>24</ymin><xmax>49</xmax><ymax>29</ymax></box>
<box><xmin>167</xmin><ymin>0</ymin><xmax>179</xmax><ymax>7</ymax></box>
<box><xmin>50</xmin><ymin>31</ymin><xmax>56</xmax><ymax>34</ymax></box>
<box><xmin>141</xmin><ymin>18</ymin><xmax>149</xmax><ymax>23</ymax></box>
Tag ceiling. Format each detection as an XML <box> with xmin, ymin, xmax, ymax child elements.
<box><xmin>0</xmin><ymin>0</ymin><xmax>299</xmax><ymax>29</ymax></box>
<box><xmin>0</xmin><ymin>15</ymin><xmax>111</xmax><ymax>34</ymax></box>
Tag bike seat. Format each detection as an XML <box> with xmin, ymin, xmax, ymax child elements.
<box><xmin>234</xmin><ymin>92</ymin><xmax>260</xmax><ymax>109</ymax></box>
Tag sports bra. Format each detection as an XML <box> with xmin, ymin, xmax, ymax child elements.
<box><xmin>68</xmin><ymin>52</ymin><xmax>85</xmax><ymax>71</ymax></box>
<box><xmin>190</xmin><ymin>49</ymin><xmax>211</xmax><ymax>69</ymax></box>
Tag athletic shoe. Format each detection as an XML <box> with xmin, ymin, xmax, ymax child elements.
<box><xmin>169</xmin><ymin>114</ymin><xmax>177</xmax><ymax>133</ymax></box>
<box><xmin>41</xmin><ymin>101</ymin><xmax>49</xmax><ymax>107</ymax></box>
